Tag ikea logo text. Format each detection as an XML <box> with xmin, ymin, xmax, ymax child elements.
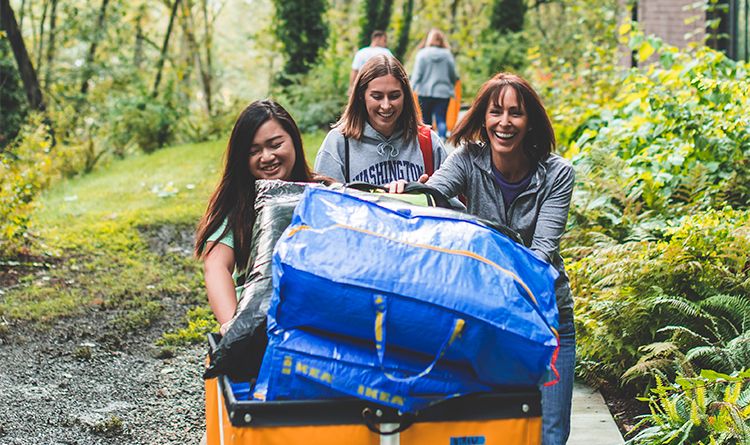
<box><xmin>294</xmin><ymin>362</ymin><xmax>332</xmax><ymax>384</ymax></box>
<box><xmin>357</xmin><ymin>385</ymin><xmax>405</xmax><ymax>407</ymax></box>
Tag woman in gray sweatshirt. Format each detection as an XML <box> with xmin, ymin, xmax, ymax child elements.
<box><xmin>314</xmin><ymin>55</ymin><xmax>448</xmax><ymax>186</ymax></box>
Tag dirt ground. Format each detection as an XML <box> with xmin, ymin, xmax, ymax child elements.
<box><xmin>0</xmin><ymin>245</ymin><xmax>208</xmax><ymax>445</ymax></box>
<box><xmin>0</xmin><ymin>307</ymin><xmax>207</xmax><ymax>445</ymax></box>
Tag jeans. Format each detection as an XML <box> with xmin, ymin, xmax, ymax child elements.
<box><xmin>418</xmin><ymin>96</ymin><xmax>450</xmax><ymax>139</ymax></box>
<box><xmin>541</xmin><ymin>316</ymin><xmax>576</xmax><ymax>445</ymax></box>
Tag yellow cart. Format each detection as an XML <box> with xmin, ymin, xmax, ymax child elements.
<box><xmin>205</xmin><ymin>334</ymin><xmax>542</xmax><ymax>445</ymax></box>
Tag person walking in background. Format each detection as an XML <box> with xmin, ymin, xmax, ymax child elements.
<box><xmin>411</xmin><ymin>28</ymin><xmax>458</xmax><ymax>141</ymax></box>
<box><xmin>349</xmin><ymin>30</ymin><xmax>393</xmax><ymax>95</ymax></box>
<box><xmin>389</xmin><ymin>72</ymin><xmax>575</xmax><ymax>445</ymax></box>
<box><xmin>316</xmin><ymin>54</ymin><xmax>448</xmax><ymax>186</ymax></box>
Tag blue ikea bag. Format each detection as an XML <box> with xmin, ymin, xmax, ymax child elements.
<box><xmin>270</xmin><ymin>187</ymin><xmax>560</xmax><ymax>389</ymax></box>
<box><xmin>252</xmin><ymin>327</ymin><xmax>493</xmax><ymax>411</ymax></box>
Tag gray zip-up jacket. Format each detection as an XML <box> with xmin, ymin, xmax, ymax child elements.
<box><xmin>411</xmin><ymin>47</ymin><xmax>458</xmax><ymax>99</ymax></box>
<box><xmin>314</xmin><ymin>122</ymin><xmax>448</xmax><ymax>186</ymax></box>
<box><xmin>426</xmin><ymin>142</ymin><xmax>576</xmax><ymax>320</ymax></box>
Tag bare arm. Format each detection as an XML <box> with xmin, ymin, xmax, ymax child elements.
<box><xmin>203</xmin><ymin>241</ymin><xmax>237</xmax><ymax>335</ymax></box>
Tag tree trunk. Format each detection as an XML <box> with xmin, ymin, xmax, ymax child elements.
<box><xmin>393</xmin><ymin>0</ymin><xmax>413</xmax><ymax>62</ymax></box>
<box><xmin>36</xmin><ymin>0</ymin><xmax>50</xmax><ymax>74</ymax></box>
<box><xmin>0</xmin><ymin>0</ymin><xmax>45</xmax><ymax>111</ymax></box>
<box><xmin>152</xmin><ymin>0</ymin><xmax>180</xmax><ymax>97</ymax></box>
<box><xmin>134</xmin><ymin>5</ymin><xmax>145</xmax><ymax>68</ymax></box>
<box><xmin>45</xmin><ymin>0</ymin><xmax>57</xmax><ymax>88</ymax></box>
<box><xmin>178</xmin><ymin>0</ymin><xmax>211</xmax><ymax>114</ymax></box>
<box><xmin>80</xmin><ymin>0</ymin><xmax>110</xmax><ymax>94</ymax></box>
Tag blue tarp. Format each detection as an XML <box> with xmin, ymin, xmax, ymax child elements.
<box><xmin>270</xmin><ymin>187</ymin><xmax>560</xmax><ymax>389</ymax></box>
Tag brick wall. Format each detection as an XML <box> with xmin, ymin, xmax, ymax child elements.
<box><xmin>638</xmin><ymin>0</ymin><xmax>706</xmax><ymax>48</ymax></box>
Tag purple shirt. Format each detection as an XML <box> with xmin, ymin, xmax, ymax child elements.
<box><xmin>492</xmin><ymin>162</ymin><xmax>536</xmax><ymax>208</ymax></box>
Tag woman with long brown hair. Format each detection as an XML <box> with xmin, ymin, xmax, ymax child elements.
<box><xmin>314</xmin><ymin>54</ymin><xmax>449</xmax><ymax>186</ymax></box>
<box><xmin>390</xmin><ymin>72</ymin><xmax>576</xmax><ymax>445</ymax></box>
<box><xmin>195</xmin><ymin>99</ymin><xmax>327</xmax><ymax>335</ymax></box>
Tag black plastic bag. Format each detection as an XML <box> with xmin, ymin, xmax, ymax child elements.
<box><xmin>203</xmin><ymin>180</ymin><xmax>311</xmax><ymax>382</ymax></box>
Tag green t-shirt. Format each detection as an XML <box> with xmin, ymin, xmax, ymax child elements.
<box><xmin>207</xmin><ymin>219</ymin><xmax>244</xmax><ymax>302</ymax></box>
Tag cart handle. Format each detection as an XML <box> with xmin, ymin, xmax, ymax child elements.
<box><xmin>362</xmin><ymin>408</ymin><xmax>417</xmax><ymax>435</ymax></box>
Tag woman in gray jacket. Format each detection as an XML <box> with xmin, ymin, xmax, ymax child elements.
<box><xmin>411</xmin><ymin>29</ymin><xmax>458</xmax><ymax>140</ymax></box>
<box><xmin>390</xmin><ymin>72</ymin><xmax>575</xmax><ymax>445</ymax></box>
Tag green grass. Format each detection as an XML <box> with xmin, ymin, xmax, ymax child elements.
<box><xmin>2</xmin><ymin>131</ymin><xmax>326</xmax><ymax>325</ymax></box>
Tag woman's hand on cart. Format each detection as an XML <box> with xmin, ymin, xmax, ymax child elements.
<box><xmin>386</xmin><ymin>174</ymin><xmax>428</xmax><ymax>194</ymax></box>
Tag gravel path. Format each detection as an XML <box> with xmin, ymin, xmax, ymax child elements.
<box><xmin>0</xmin><ymin>310</ymin><xmax>207</xmax><ymax>445</ymax></box>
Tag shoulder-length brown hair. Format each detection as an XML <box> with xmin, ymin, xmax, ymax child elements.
<box><xmin>448</xmin><ymin>72</ymin><xmax>555</xmax><ymax>162</ymax></box>
<box><xmin>194</xmin><ymin>100</ymin><xmax>313</xmax><ymax>271</ymax></box>
<box><xmin>335</xmin><ymin>55</ymin><xmax>421</xmax><ymax>143</ymax></box>
<box><xmin>425</xmin><ymin>29</ymin><xmax>449</xmax><ymax>49</ymax></box>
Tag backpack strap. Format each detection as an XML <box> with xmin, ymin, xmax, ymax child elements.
<box><xmin>344</xmin><ymin>136</ymin><xmax>350</xmax><ymax>183</ymax></box>
<box><xmin>418</xmin><ymin>126</ymin><xmax>433</xmax><ymax>177</ymax></box>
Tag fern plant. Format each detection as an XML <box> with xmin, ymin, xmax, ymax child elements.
<box><xmin>626</xmin><ymin>371</ymin><xmax>750</xmax><ymax>445</ymax></box>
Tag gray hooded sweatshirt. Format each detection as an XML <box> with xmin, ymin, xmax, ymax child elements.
<box><xmin>314</xmin><ymin>122</ymin><xmax>449</xmax><ymax>186</ymax></box>
<box><xmin>411</xmin><ymin>46</ymin><xmax>459</xmax><ymax>99</ymax></box>
<box><xmin>426</xmin><ymin>143</ymin><xmax>576</xmax><ymax>320</ymax></box>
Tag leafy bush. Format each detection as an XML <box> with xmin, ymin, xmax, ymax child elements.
<box><xmin>158</xmin><ymin>306</ymin><xmax>218</xmax><ymax>346</ymax></box>
<box><xmin>274</xmin><ymin>30</ymin><xmax>350</xmax><ymax>132</ymax></box>
<box><xmin>571</xmin><ymin>207</ymin><xmax>750</xmax><ymax>391</ymax></box>
<box><xmin>0</xmin><ymin>115</ymin><xmax>55</xmax><ymax>258</ymax></box>
<box><xmin>626</xmin><ymin>370</ymin><xmax>750</xmax><ymax>444</ymax></box>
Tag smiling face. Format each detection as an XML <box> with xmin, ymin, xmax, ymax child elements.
<box><xmin>248</xmin><ymin>119</ymin><xmax>296</xmax><ymax>181</ymax></box>
<box><xmin>485</xmin><ymin>86</ymin><xmax>529</xmax><ymax>160</ymax></box>
<box><xmin>364</xmin><ymin>74</ymin><xmax>404</xmax><ymax>137</ymax></box>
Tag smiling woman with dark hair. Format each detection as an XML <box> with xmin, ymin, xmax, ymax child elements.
<box><xmin>389</xmin><ymin>72</ymin><xmax>576</xmax><ymax>445</ymax></box>
<box><xmin>194</xmin><ymin>99</ymin><xmax>329</xmax><ymax>336</ymax></box>
<box><xmin>314</xmin><ymin>55</ymin><xmax>449</xmax><ymax>186</ymax></box>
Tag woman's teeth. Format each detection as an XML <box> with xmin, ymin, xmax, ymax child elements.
<box><xmin>379</xmin><ymin>111</ymin><xmax>394</xmax><ymax>118</ymax></box>
<box><xmin>495</xmin><ymin>132</ymin><xmax>515</xmax><ymax>139</ymax></box>
<box><xmin>262</xmin><ymin>163</ymin><xmax>279</xmax><ymax>171</ymax></box>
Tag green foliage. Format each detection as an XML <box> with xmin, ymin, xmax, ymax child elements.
<box><xmin>626</xmin><ymin>371</ymin><xmax>750</xmax><ymax>444</ymax></box>
<box><xmin>158</xmin><ymin>306</ymin><xmax>218</xmax><ymax>346</ymax></box>
<box><xmin>571</xmin><ymin>206</ymin><xmax>750</xmax><ymax>391</ymax></box>
<box><xmin>0</xmin><ymin>115</ymin><xmax>55</xmax><ymax>258</ymax></box>
<box><xmin>391</xmin><ymin>0</ymin><xmax>413</xmax><ymax>62</ymax></box>
<box><xmin>490</xmin><ymin>0</ymin><xmax>526</xmax><ymax>34</ymax></box>
<box><xmin>274</xmin><ymin>30</ymin><xmax>350</xmax><ymax>132</ymax></box>
<box><xmin>115</xmin><ymin>301</ymin><xmax>166</xmax><ymax>332</ymax></box>
<box><xmin>272</xmin><ymin>0</ymin><xmax>330</xmax><ymax>76</ymax></box>
<box><xmin>457</xmin><ymin>29</ymin><xmax>529</xmax><ymax>101</ymax></box>
<box><xmin>358</xmin><ymin>0</ymin><xmax>392</xmax><ymax>49</ymax></box>
<box><xmin>0</xmin><ymin>36</ymin><xmax>27</xmax><ymax>150</ymax></box>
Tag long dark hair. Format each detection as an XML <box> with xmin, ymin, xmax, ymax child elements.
<box><xmin>194</xmin><ymin>100</ymin><xmax>313</xmax><ymax>271</ymax></box>
<box><xmin>335</xmin><ymin>54</ymin><xmax>421</xmax><ymax>143</ymax></box>
<box><xmin>448</xmin><ymin>72</ymin><xmax>555</xmax><ymax>162</ymax></box>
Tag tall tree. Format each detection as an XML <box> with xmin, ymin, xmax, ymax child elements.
<box><xmin>392</xmin><ymin>0</ymin><xmax>413</xmax><ymax>61</ymax></box>
<box><xmin>272</xmin><ymin>0</ymin><xmax>329</xmax><ymax>76</ymax></box>
<box><xmin>0</xmin><ymin>37</ymin><xmax>27</xmax><ymax>148</ymax></box>
<box><xmin>44</xmin><ymin>0</ymin><xmax>57</xmax><ymax>88</ymax></box>
<box><xmin>358</xmin><ymin>0</ymin><xmax>393</xmax><ymax>48</ymax></box>
<box><xmin>80</xmin><ymin>0</ymin><xmax>111</xmax><ymax>95</ymax></box>
<box><xmin>152</xmin><ymin>0</ymin><xmax>180</xmax><ymax>97</ymax></box>
<box><xmin>0</xmin><ymin>0</ymin><xmax>45</xmax><ymax>111</ymax></box>
<box><xmin>490</xmin><ymin>0</ymin><xmax>527</xmax><ymax>34</ymax></box>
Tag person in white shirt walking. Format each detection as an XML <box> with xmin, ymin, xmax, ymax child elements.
<box><xmin>349</xmin><ymin>30</ymin><xmax>393</xmax><ymax>95</ymax></box>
